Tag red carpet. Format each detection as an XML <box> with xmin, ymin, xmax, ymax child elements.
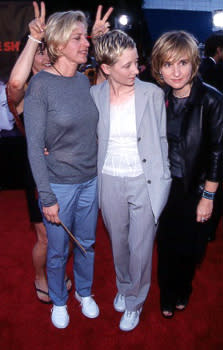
<box><xmin>0</xmin><ymin>190</ymin><xmax>223</xmax><ymax>350</ymax></box>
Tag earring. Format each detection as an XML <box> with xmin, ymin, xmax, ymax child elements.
<box><xmin>159</xmin><ymin>72</ymin><xmax>163</xmax><ymax>80</ymax></box>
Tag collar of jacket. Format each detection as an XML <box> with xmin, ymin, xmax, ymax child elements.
<box><xmin>165</xmin><ymin>77</ymin><xmax>206</xmax><ymax>108</ymax></box>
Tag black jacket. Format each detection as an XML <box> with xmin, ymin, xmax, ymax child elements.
<box><xmin>165</xmin><ymin>77</ymin><xmax>223</xmax><ymax>193</ymax></box>
<box><xmin>199</xmin><ymin>57</ymin><xmax>223</xmax><ymax>93</ymax></box>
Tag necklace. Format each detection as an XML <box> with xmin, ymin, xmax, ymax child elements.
<box><xmin>173</xmin><ymin>86</ymin><xmax>191</xmax><ymax>99</ymax></box>
<box><xmin>173</xmin><ymin>92</ymin><xmax>189</xmax><ymax>98</ymax></box>
<box><xmin>52</xmin><ymin>65</ymin><xmax>64</xmax><ymax>76</ymax></box>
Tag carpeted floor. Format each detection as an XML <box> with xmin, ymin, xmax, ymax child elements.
<box><xmin>0</xmin><ymin>190</ymin><xmax>223</xmax><ymax>350</ymax></box>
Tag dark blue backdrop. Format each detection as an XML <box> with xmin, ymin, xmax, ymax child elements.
<box><xmin>143</xmin><ymin>9</ymin><xmax>213</xmax><ymax>43</ymax></box>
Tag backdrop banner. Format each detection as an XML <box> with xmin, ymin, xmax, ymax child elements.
<box><xmin>0</xmin><ymin>1</ymin><xmax>33</xmax><ymax>82</ymax></box>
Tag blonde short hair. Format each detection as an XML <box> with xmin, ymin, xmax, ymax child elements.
<box><xmin>151</xmin><ymin>31</ymin><xmax>200</xmax><ymax>86</ymax></box>
<box><xmin>45</xmin><ymin>10</ymin><xmax>87</xmax><ymax>64</ymax></box>
<box><xmin>94</xmin><ymin>29</ymin><xmax>136</xmax><ymax>66</ymax></box>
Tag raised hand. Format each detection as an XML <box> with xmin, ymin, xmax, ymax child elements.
<box><xmin>28</xmin><ymin>1</ymin><xmax>46</xmax><ymax>41</ymax></box>
<box><xmin>91</xmin><ymin>5</ymin><xmax>114</xmax><ymax>40</ymax></box>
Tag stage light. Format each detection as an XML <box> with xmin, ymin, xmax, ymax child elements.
<box><xmin>213</xmin><ymin>10</ymin><xmax>223</xmax><ymax>30</ymax></box>
<box><xmin>115</xmin><ymin>13</ymin><xmax>132</xmax><ymax>30</ymax></box>
<box><xmin>118</xmin><ymin>14</ymin><xmax>129</xmax><ymax>26</ymax></box>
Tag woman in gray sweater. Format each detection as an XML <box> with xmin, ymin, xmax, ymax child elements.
<box><xmin>24</xmin><ymin>6</ymin><xmax>112</xmax><ymax>329</ymax></box>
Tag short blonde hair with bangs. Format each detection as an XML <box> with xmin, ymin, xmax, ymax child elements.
<box><xmin>45</xmin><ymin>10</ymin><xmax>87</xmax><ymax>64</ymax></box>
<box><xmin>151</xmin><ymin>31</ymin><xmax>200</xmax><ymax>86</ymax></box>
<box><xmin>94</xmin><ymin>29</ymin><xmax>136</xmax><ymax>66</ymax></box>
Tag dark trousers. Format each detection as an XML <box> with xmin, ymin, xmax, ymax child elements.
<box><xmin>0</xmin><ymin>133</ymin><xmax>42</xmax><ymax>223</ymax></box>
<box><xmin>0</xmin><ymin>134</ymin><xmax>26</xmax><ymax>189</ymax></box>
<box><xmin>158</xmin><ymin>245</ymin><xmax>196</xmax><ymax>308</ymax></box>
<box><xmin>24</xmin><ymin>154</ymin><xmax>42</xmax><ymax>223</ymax></box>
<box><xmin>157</xmin><ymin>178</ymin><xmax>210</xmax><ymax>309</ymax></box>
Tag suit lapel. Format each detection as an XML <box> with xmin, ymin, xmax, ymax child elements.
<box><xmin>100</xmin><ymin>81</ymin><xmax>110</xmax><ymax>136</ymax></box>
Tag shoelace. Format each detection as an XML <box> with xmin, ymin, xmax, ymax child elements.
<box><xmin>117</xmin><ymin>294</ymin><xmax>125</xmax><ymax>302</ymax></box>
<box><xmin>80</xmin><ymin>295</ymin><xmax>95</xmax><ymax>305</ymax></box>
<box><xmin>125</xmin><ymin>308</ymin><xmax>141</xmax><ymax>318</ymax></box>
<box><xmin>52</xmin><ymin>306</ymin><xmax>67</xmax><ymax>315</ymax></box>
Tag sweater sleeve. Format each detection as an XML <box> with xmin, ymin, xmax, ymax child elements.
<box><xmin>24</xmin><ymin>76</ymin><xmax>57</xmax><ymax>207</ymax></box>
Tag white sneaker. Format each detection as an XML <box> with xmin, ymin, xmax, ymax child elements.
<box><xmin>51</xmin><ymin>305</ymin><xmax>69</xmax><ymax>329</ymax></box>
<box><xmin>113</xmin><ymin>293</ymin><xmax>126</xmax><ymax>312</ymax></box>
<box><xmin>75</xmin><ymin>291</ymin><xmax>99</xmax><ymax>318</ymax></box>
<box><xmin>119</xmin><ymin>308</ymin><xmax>142</xmax><ymax>332</ymax></box>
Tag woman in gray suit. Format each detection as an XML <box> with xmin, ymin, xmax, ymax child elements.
<box><xmin>91</xmin><ymin>30</ymin><xmax>172</xmax><ymax>332</ymax></box>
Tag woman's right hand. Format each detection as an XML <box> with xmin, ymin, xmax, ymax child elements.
<box><xmin>28</xmin><ymin>1</ymin><xmax>46</xmax><ymax>41</ymax></box>
<box><xmin>42</xmin><ymin>203</ymin><xmax>61</xmax><ymax>224</ymax></box>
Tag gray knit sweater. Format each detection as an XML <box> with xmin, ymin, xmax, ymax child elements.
<box><xmin>24</xmin><ymin>70</ymin><xmax>98</xmax><ymax>207</ymax></box>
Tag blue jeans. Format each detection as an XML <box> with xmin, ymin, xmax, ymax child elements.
<box><xmin>42</xmin><ymin>177</ymin><xmax>98</xmax><ymax>306</ymax></box>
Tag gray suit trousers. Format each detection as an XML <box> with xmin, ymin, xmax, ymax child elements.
<box><xmin>101</xmin><ymin>173</ymin><xmax>156</xmax><ymax>311</ymax></box>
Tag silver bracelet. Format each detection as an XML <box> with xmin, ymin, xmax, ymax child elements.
<box><xmin>28</xmin><ymin>35</ymin><xmax>42</xmax><ymax>44</ymax></box>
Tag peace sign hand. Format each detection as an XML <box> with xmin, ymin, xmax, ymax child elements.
<box><xmin>91</xmin><ymin>5</ymin><xmax>113</xmax><ymax>41</ymax></box>
<box><xmin>28</xmin><ymin>1</ymin><xmax>46</xmax><ymax>41</ymax></box>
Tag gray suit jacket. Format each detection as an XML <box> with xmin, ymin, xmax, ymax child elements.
<box><xmin>91</xmin><ymin>78</ymin><xmax>172</xmax><ymax>222</ymax></box>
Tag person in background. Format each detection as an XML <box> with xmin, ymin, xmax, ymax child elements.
<box><xmin>151</xmin><ymin>30</ymin><xmax>223</xmax><ymax>318</ymax></box>
<box><xmin>24</xmin><ymin>5</ymin><xmax>112</xmax><ymax>329</ymax></box>
<box><xmin>138</xmin><ymin>55</ymin><xmax>155</xmax><ymax>83</ymax></box>
<box><xmin>0</xmin><ymin>81</ymin><xmax>25</xmax><ymax>190</ymax></box>
<box><xmin>79</xmin><ymin>53</ymin><xmax>98</xmax><ymax>85</ymax></box>
<box><xmin>199</xmin><ymin>33</ymin><xmax>223</xmax><ymax>92</ymax></box>
<box><xmin>91</xmin><ymin>29</ymin><xmax>171</xmax><ymax>331</ymax></box>
<box><xmin>199</xmin><ymin>33</ymin><xmax>223</xmax><ymax>241</ymax></box>
<box><xmin>0</xmin><ymin>81</ymin><xmax>15</xmax><ymax>133</ymax></box>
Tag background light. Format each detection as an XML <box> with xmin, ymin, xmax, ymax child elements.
<box><xmin>213</xmin><ymin>10</ymin><xmax>223</xmax><ymax>29</ymax></box>
<box><xmin>118</xmin><ymin>14</ymin><xmax>129</xmax><ymax>26</ymax></box>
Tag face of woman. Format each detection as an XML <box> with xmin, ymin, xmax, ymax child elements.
<box><xmin>107</xmin><ymin>48</ymin><xmax>139</xmax><ymax>87</ymax></box>
<box><xmin>32</xmin><ymin>48</ymin><xmax>50</xmax><ymax>75</ymax></box>
<box><xmin>59</xmin><ymin>22</ymin><xmax>89</xmax><ymax>66</ymax></box>
<box><xmin>160</xmin><ymin>54</ymin><xmax>193</xmax><ymax>95</ymax></box>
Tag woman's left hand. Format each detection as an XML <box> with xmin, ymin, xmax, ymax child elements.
<box><xmin>91</xmin><ymin>5</ymin><xmax>113</xmax><ymax>40</ymax></box>
<box><xmin>196</xmin><ymin>197</ymin><xmax>213</xmax><ymax>223</ymax></box>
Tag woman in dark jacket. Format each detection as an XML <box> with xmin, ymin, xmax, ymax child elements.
<box><xmin>151</xmin><ymin>30</ymin><xmax>223</xmax><ymax>318</ymax></box>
